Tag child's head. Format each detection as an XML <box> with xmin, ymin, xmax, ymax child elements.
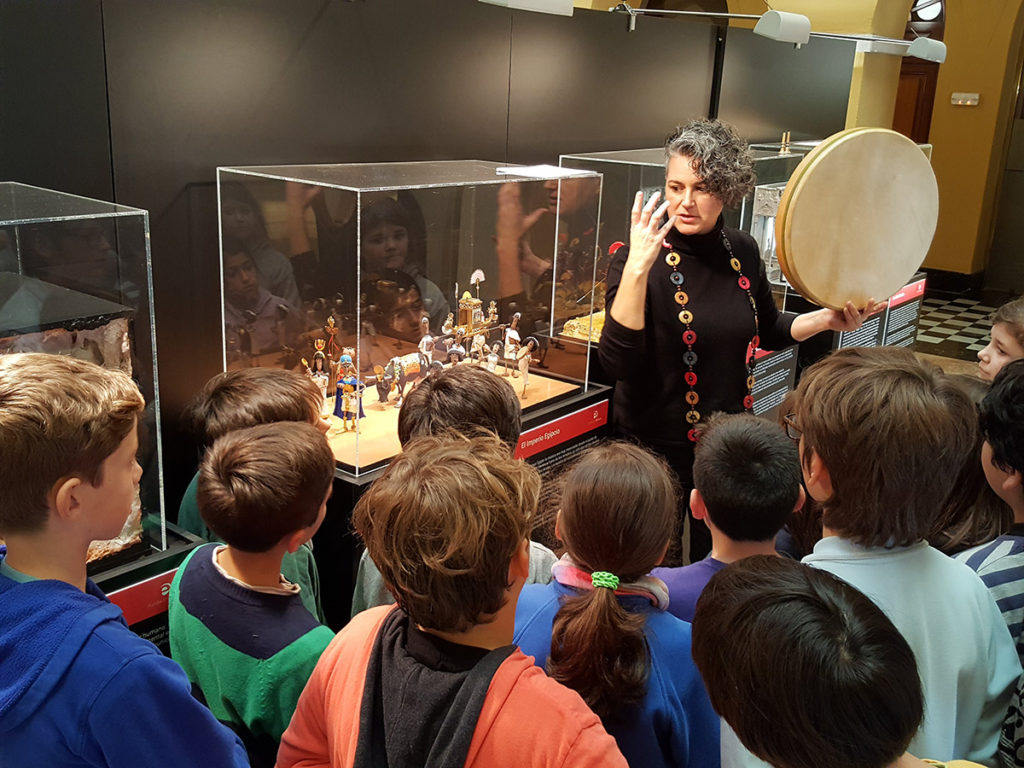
<box><xmin>791</xmin><ymin>346</ymin><xmax>974</xmax><ymax>548</ymax></box>
<box><xmin>978</xmin><ymin>297</ymin><xmax>1024</xmax><ymax>381</ymax></box>
<box><xmin>353</xmin><ymin>433</ymin><xmax>539</xmax><ymax>633</ymax></box>
<box><xmin>692</xmin><ymin>556</ymin><xmax>923</xmax><ymax>768</ymax></box>
<box><xmin>222</xmin><ymin>238</ymin><xmax>260</xmax><ymax>310</ymax></box>
<box><xmin>397</xmin><ymin>365</ymin><xmax>521</xmax><ymax>450</ymax></box>
<box><xmin>693</xmin><ymin>413</ymin><xmax>802</xmax><ymax>543</ymax></box>
<box><xmin>198</xmin><ymin>422</ymin><xmax>334</xmax><ymax>552</ymax></box>
<box><xmin>928</xmin><ymin>374</ymin><xmax>1012</xmax><ymax>554</ymax></box>
<box><xmin>184</xmin><ymin>367</ymin><xmax>324</xmax><ymax>447</ymax></box>
<box><xmin>979</xmin><ymin>359</ymin><xmax>1024</xmax><ymax>508</ymax></box>
<box><xmin>0</xmin><ymin>353</ymin><xmax>144</xmax><ymax>536</ymax></box>
<box><xmin>361</xmin><ymin>198</ymin><xmax>411</xmax><ymax>273</ymax></box>
<box><xmin>548</xmin><ymin>442</ymin><xmax>677</xmax><ymax>720</ymax></box>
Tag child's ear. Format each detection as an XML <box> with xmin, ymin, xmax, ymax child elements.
<box><xmin>793</xmin><ymin>485</ymin><xmax>807</xmax><ymax>513</ymax></box>
<box><xmin>51</xmin><ymin>476</ymin><xmax>83</xmax><ymax>522</ymax></box>
<box><xmin>1002</xmin><ymin>469</ymin><xmax>1023</xmax><ymax>496</ymax></box>
<box><xmin>690</xmin><ymin>488</ymin><xmax>707</xmax><ymax>521</ymax></box>
<box><xmin>803</xmin><ymin>451</ymin><xmax>833</xmax><ymax>502</ymax></box>
<box><xmin>508</xmin><ymin>538</ymin><xmax>530</xmax><ymax>582</ymax></box>
<box><xmin>282</xmin><ymin>527</ymin><xmax>308</xmax><ymax>554</ymax></box>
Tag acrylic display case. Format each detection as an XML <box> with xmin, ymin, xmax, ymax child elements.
<box><xmin>0</xmin><ymin>182</ymin><xmax>166</xmax><ymax>569</ymax></box>
<box><xmin>558</xmin><ymin>147</ymin><xmax>805</xmax><ymax>341</ymax></box>
<box><xmin>217</xmin><ymin>161</ymin><xmax>603</xmax><ymax>479</ymax></box>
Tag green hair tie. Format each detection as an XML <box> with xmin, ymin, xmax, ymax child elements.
<box><xmin>591</xmin><ymin>571</ymin><xmax>620</xmax><ymax>590</ymax></box>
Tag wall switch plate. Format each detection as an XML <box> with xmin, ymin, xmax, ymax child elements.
<box><xmin>951</xmin><ymin>92</ymin><xmax>980</xmax><ymax>106</ymax></box>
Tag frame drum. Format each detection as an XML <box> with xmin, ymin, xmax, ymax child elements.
<box><xmin>774</xmin><ymin>128</ymin><xmax>938</xmax><ymax>310</ymax></box>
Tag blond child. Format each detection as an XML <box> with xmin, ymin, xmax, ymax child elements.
<box><xmin>0</xmin><ymin>353</ymin><xmax>246</xmax><ymax>768</ymax></box>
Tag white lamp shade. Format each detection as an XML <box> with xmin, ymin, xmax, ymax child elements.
<box><xmin>478</xmin><ymin>0</ymin><xmax>574</xmax><ymax>16</ymax></box>
<box><xmin>753</xmin><ymin>10</ymin><xmax>811</xmax><ymax>46</ymax></box>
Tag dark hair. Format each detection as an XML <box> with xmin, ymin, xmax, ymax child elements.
<box><xmin>398</xmin><ymin>365</ymin><xmax>521</xmax><ymax>450</ymax></box>
<box><xmin>547</xmin><ymin>442</ymin><xmax>677</xmax><ymax>721</ymax></box>
<box><xmin>219</xmin><ymin>180</ymin><xmax>269</xmax><ymax>236</ymax></box>
<box><xmin>353</xmin><ymin>433</ymin><xmax>539</xmax><ymax>633</ymax></box>
<box><xmin>694</xmin><ymin>413</ymin><xmax>801</xmax><ymax>542</ymax></box>
<box><xmin>792</xmin><ymin>347</ymin><xmax>974</xmax><ymax>547</ymax></box>
<box><xmin>221</xmin><ymin>235</ymin><xmax>250</xmax><ymax>258</ymax></box>
<box><xmin>692</xmin><ymin>556</ymin><xmax>924</xmax><ymax>768</ymax></box>
<box><xmin>993</xmin><ymin>297</ymin><xmax>1024</xmax><ymax>347</ymax></box>
<box><xmin>980</xmin><ymin>359</ymin><xmax>1024</xmax><ymax>475</ymax></box>
<box><xmin>0</xmin><ymin>354</ymin><xmax>144</xmax><ymax>535</ymax></box>
<box><xmin>664</xmin><ymin>119</ymin><xmax>756</xmax><ymax>208</ymax></box>
<box><xmin>198</xmin><ymin>422</ymin><xmax>334</xmax><ymax>552</ymax></box>
<box><xmin>184</xmin><ymin>368</ymin><xmax>323</xmax><ymax>447</ymax></box>
<box><xmin>361</xmin><ymin>197</ymin><xmax>411</xmax><ymax>235</ymax></box>
<box><xmin>928</xmin><ymin>374</ymin><xmax>1012</xmax><ymax>554</ymax></box>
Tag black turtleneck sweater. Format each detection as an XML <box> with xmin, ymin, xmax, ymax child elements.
<box><xmin>599</xmin><ymin>217</ymin><xmax>796</xmax><ymax>454</ymax></box>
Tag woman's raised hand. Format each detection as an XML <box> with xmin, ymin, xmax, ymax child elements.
<box><xmin>626</xmin><ymin>191</ymin><xmax>674</xmax><ymax>275</ymax></box>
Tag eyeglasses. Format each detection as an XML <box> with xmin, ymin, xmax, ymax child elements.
<box><xmin>783</xmin><ymin>413</ymin><xmax>802</xmax><ymax>442</ymax></box>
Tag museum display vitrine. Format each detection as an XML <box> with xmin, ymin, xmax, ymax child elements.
<box><xmin>217</xmin><ymin>161</ymin><xmax>604</xmax><ymax>478</ymax></box>
<box><xmin>0</xmin><ymin>182</ymin><xmax>165</xmax><ymax>569</ymax></box>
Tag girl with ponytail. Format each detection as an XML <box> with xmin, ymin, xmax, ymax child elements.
<box><xmin>514</xmin><ymin>442</ymin><xmax>719</xmax><ymax>768</ymax></box>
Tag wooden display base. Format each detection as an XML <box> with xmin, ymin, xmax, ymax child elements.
<box><xmin>325</xmin><ymin>362</ymin><xmax>578</xmax><ymax>470</ymax></box>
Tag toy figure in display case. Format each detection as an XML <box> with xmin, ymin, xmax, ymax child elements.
<box><xmin>372</xmin><ymin>351</ymin><xmax>428</xmax><ymax>408</ymax></box>
<box><xmin>487</xmin><ymin>301</ymin><xmax>499</xmax><ymax>325</ymax></box>
<box><xmin>334</xmin><ymin>374</ymin><xmax>365</xmax><ymax>431</ymax></box>
<box><xmin>503</xmin><ymin>313</ymin><xmax>521</xmax><ymax>376</ymax></box>
<box><xmin>417</xmin><ymin>317</ymin><xmax>435</xmax><ymax>361</ymax></box>
<box><xmin>302</xmin><ymin>340</ymin><xmax>332</xmax><ymax>415</ymax></box>
<box><xmin>486</xmin><ymin>342</ymin><xmax>501</xmax><ymax>373</ymax></box>
<box><xmin>517</xmin><ymin>336</ymin><xmax>539</xmax><ymax>397</ymax></box>
<box><xmin>470</xmin><ymin>332</ymin><xmax>488</xmax><ymax>364</ymax></box>
<box><xmin>441</xmin><ymin>313</ymin><xmax>455</xmax><ymax>336</ymax></box>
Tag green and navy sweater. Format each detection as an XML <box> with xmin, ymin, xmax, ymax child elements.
<box><xmin>168</xmin><ymin>544</ymin><xmax>335</xmax><ymax>744</ymax></box>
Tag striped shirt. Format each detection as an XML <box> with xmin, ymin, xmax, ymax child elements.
<box><xmin>955</xmin><ymin>524</ymin><xmax>1024</xmax><ymax>666</ymax></box>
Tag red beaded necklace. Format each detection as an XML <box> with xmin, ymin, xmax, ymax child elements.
<box><xmin>666</xmin><ymin>230</ymin><xmax>759</xmax><ymax>443</ymax></box>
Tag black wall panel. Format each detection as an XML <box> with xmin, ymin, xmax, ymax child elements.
<box><xmin>101</xmin><ymin>0</ymin><xmax>514</xmax><ymax>503</ymax></box>
<box><xmin>508</xmin><ymin>9</ymin><xmax>716</xmax><ymax>163</ymax></box>
<box><xmin>717</xmin><ymin>27</ymin><xmax>855</xmax><ymax>143</ymax></box>
<box><xmin>0</xmin><ymin>0</ymin><xmax>113</xmax><ymax>200</ymax></box>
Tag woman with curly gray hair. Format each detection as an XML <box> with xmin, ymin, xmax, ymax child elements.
<box><xmin>598</xmin><ymin>118</ymin><xmax>879</xmax><ymax>563</ymax></box>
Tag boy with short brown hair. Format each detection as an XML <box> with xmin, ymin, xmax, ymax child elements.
<box><xmin>278</xmin><ymin>433</ymin><xmax>626</xmax><ymax>768</ymax></box>
<box><xmin>179</xmin><ymin>366</ymin><xmax>328</xmax><ymax>620</ymax></box>
<box><xmin>169</xmin><ymin>421</ymin><xmax>335</xmax><ymax>762</ymax></box>
<box><xmin>0</xmin><ymin>353</ymin><xmax>246</xmax><ymax>768</ymax></box>
<box><xmin>793</xmin><ymin>346</ymin><xmax>1020</xmax><ymax>763</ymax></box>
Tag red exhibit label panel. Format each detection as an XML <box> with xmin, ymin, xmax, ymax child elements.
<box><xmin>516</xmin><ymin>400</ymin><xmax>609</xmax><ymax>460</ymax></box>
<box><xmin>888</xmin><ymin>278</ymin><xmax>926</xmax><ymax>308</ymax></box>
<box><xmin>107</xmin><ymin>568</ymin><xmax>178</xmax><ymax>627</ymax></box>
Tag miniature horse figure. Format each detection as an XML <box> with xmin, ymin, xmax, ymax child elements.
<box><xmin>373</xmin><ymin>351</ymin><xmax>428</xmax><ymax>408</ymax></box>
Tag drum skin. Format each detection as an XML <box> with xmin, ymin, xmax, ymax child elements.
<box><xmin>775</xmin><ymin>128</ymin><xmax>938</xmax><ymax>310</ymax></box>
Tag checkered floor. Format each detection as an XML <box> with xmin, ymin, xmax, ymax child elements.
<box><xmin>914</xmin><ymin>297</ymin><xmax>997</xmax><ymax>361</ymax></box>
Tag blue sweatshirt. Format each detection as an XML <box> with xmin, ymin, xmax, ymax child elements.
<box><xmin>0</xmin><ymin>554</ymin><xmax>249</xmax><ymax>768</ymax></box>
<box><xmin>515</xmin><ymin>581</ymin><xmax>720</xmax><ymax>768</ymax></box>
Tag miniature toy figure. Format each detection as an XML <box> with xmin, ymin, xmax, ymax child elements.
<box><xmin>470</xmin><ymin>332</ymin><xmax>487</xmax><ymax>364</ymax></box>
<box><xmin>417</xmin><ymin>316</ymin><xmax>434</xmax><ymax>361</ymax></box>
<box><xmin>517</xmin><ymin>337</ymin><xmax>538</xmax><ymax>397</ymax></box>
<box><xmin>441</xmin><ymin>313</ymin><xmax>455</xmax><ymax>336</ymax></box>
<box><xmin>334</xmin><ymin>374</ymin><xmax>364</xmax><ymax>431</ymax></box>
<box><xmin>337</xmin><ymin>352</ymin><xmax>357</xmax><ymax>377</ymax></box>
<box><xmin>373</xmin><ymin>351</ymin><xmax>428</xmax><ymax>408</ymax></box>
<box><xmin>503</xmin><ymin>312</ymin><xmax>521</xmax><ymax>377</ymax></box>
<box><xmin>486</xmin><ymin>342</ymin><xmax>501</xmax><ymax>373</ymax></box>
<box><xmin>487</xmin><ymin>300</ymin><xmax>498</xmax><ymax>324</ymax></box>
<box><xmin>446</xmin><ymin>341</ymin><xmax>466</xmax><ymax>365</ymax></box>
<box><xmin>302</xmin><ymin>340</ymin><xmax>332</xmax><ymax>415</ymax></box>
<box><xmin>323</xmin><ymin>315</ymin><xmax>341</xmax><ymax>359</ymax></box>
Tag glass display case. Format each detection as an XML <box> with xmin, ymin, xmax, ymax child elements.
<box><xmin>0</xmin><ymin>182</ymin><xmax>165</xmax><ymax>568</ymax></box>
<box><xmin>558</xmin><ymin>146</ymin><xmax>805</xmax><ymax>341</ymax></box>
<box><xmin>217</xmin><ymin>161</ymin><xmax>603</xmax><ymax>479</ymax></box>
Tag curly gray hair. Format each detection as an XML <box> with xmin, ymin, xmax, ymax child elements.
<box><xmin>664</xmin><ymin>119</ymin><xmax>756</xmax><ymax>209</ymax></box>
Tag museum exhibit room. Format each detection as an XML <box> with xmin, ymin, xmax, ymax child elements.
<box><xmin>3</xmin><ymin>1</ymin><xmax>1024</xmax><ymax>767</ymax></box>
